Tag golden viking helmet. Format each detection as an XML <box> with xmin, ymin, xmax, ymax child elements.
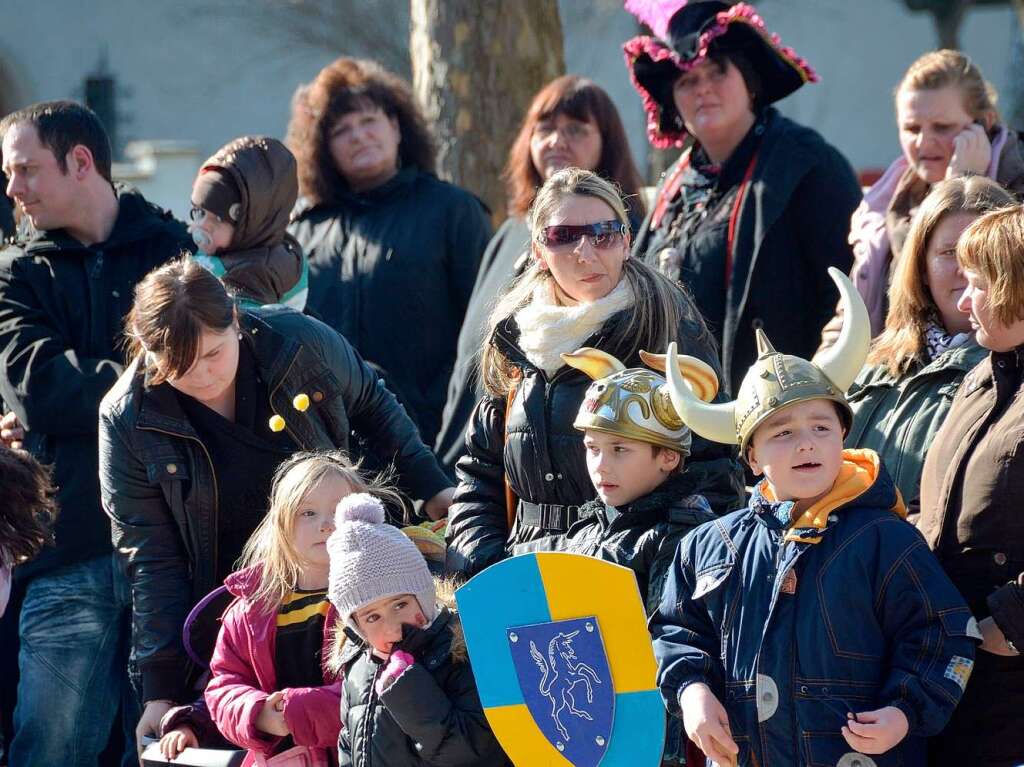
<box><xmin>561</xmin><ymin>347</ymin><xmax>719</xmax><ymax>456</ymax></box>
<box><xmin>664</xmin><ymin>267</ymin><xmax>871</xmax><ymax>452</ymax></box>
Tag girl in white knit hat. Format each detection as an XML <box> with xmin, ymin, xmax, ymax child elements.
<box><xmin>327</xmin><ymin>493</ymin><xmax>511</xmax><ymax>766</ymax></box>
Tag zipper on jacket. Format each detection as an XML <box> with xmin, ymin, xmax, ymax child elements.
<box><xmin>358</xmin><ymin>662</ymin><xmax>384</xmax><ymax>767</ymax></box>
<box><xmin>89</xmin><ymin>249</ymin><xmax>105</xmax><ymax>279</ymax></box>
<box><xmin>136</xmin><ymin>425</ymin><xmax>220</xmax><ymax>581</ymax></box>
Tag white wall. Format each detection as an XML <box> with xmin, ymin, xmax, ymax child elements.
<box><xmin>761</xmin><ymin>0</ymin><xmax>1019</xmax><ymax>172</ymax></box>
<box><xmin>0</xmin><ymin>0</ymin><xmax>1018</xmax><ymax>200</ymax></box>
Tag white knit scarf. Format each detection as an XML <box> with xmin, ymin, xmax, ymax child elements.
<box><xmin>514</xmin><ymin>279</ymin><xmax>633</xmax><ymax>377</ymax></box>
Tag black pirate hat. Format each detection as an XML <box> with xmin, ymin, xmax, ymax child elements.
<box><xmin>624</xmin><ymin>1</ymin><xmax>817</xmax><ymax>148</ymax></box>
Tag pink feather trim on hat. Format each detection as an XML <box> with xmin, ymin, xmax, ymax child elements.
<box><xmin>623</xmin><ymin>3</ymin><xmax>819</xmax><ymax>148</ymax></box>
<box><xmin>624</xmin><ymin>0</ymin><xmax>689</xmax><ymax>39</ymax></box>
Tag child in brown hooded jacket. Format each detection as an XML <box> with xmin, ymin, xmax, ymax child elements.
<box><xmin>189</xmin><ymin>136</ymin><xmax>308</xmax><ymax>310</ymax></box>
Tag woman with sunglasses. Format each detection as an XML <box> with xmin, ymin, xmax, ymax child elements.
<box><xmin>434</xmin><ymin>75</ymin><xmax>647</xmax><ymax>478</ymax></box>
<box><xmin>445</xmin><ymin>168</ymin><xmax>743</xmax><ymax>576</ymax></box>
<box><xmin>625</xmin><ymin>0</ymin><xmax>861</xmax><ymax>396</ymax></box>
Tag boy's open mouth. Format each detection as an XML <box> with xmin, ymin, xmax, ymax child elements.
<box><xmin>792</xmin><ymin>461</ymin><xmax>821</xmax><ymax>471</ymax></box>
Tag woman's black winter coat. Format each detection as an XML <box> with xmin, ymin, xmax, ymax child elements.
<box><xmin>445</xmin><ymin>307</ymin><xmax>744</xmax><ymax>577</ymax></box>
<box><xmin>289</xmin><ymin>168</ymin><xmax>491</xmax><ymax>446</ymax></box>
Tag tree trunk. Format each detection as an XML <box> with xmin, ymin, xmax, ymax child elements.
<box><xmin>930</xmin><ymin>0</ymin><xmax>970</xmax><ymax>49</ymax></box>
<box><xmin>410</xmin><ymin>0</ymin><xmax>565</xmax><ymax>225</ymax></box>
<box><xmin>1015</xmin><ymin>0</ymin><xmax>1024</xmax><ymax>28</ymax></box>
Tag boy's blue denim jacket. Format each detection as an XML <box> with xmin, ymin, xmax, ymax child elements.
<box><xmin>650</xmin><ymin>450</ymin><xmax>977</xmax><ymax>767</ymax></box>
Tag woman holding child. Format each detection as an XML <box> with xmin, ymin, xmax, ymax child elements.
<box><xmin>917</xmin><ymin>204</ymin><xmax>1024</xmax><ymax>767</ymax></box>
<box><xmin>445</xmin><ymin>168</ymin><xmax>743</xmax><ymax>577</ymax></box>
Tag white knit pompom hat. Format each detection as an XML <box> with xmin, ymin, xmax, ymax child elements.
<box><xmin>327</xmin><ymin>493</ymin><xmax>437</xmax><ymax>635</ymax></box>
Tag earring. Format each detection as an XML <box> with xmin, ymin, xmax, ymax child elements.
<box><xmin>237</xmin><ymin>332</ymin><xmax>243</xmax><ymax>340</ymax></box>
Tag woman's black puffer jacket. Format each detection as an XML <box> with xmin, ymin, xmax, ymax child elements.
<box><xmin>445</xmin><ymin>304</ymin><xmax>744</xmax><ymax>576</ymax></box>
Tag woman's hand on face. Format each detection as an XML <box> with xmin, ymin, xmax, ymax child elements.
<box><xmin>256</xmin><ymin>690</ymin><xmax>291</xmax><ymax>737</ymax></box>
<box><xmin>947</xmin><ymin>123</ymin><xmax>992</xmax><ymax>179</ymax></box>
<box><xmin>978</xmin><ymin>615</ymin><xmax>1018</xmax><ymax>656</ymax></box>
<box><xmin>423</xmin><ymin>486</ymin><xmax>455</xmax><ymax>521</ymax></box>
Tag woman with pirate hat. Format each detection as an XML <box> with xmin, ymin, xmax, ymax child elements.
<box><xmin>624</xmin><ymin>0</ymin><xmax>862</xmax><ymax>396</ymax></box>
<box><xmin>445</xmin><ymin>168</ymin><xmax>744</xmax><ymax>577</ymax></box>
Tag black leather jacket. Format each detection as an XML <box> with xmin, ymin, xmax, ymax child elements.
<box><xmin>99</xmin><ymin>307</ymin><xmax>450</xmax><ymax>702</ymax></box>
<box><xmin>445</xmin><ymin>307</ymin><xmax>744</xmax><ymax>577</ymax></box>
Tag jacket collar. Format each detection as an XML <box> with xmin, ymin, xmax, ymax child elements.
<box><xmin>751</xmin><ymin>448</ymin><xmax>905</xmax><ymax>544</ymax></box>
<box><xmin>852</xmin><ymin>339</ymin><xmax>987</xmax><ymax>393</ymax></box>
<box><xmin>23</xmin><ymin>184</ymin><xmax>178</xmax><ymax>254</ymax></box>
<box><xmin>579</xmin><ymin>473</ymin><xmax>707</xmax><ymax>530</ymax></box>
<box><xmin>491</xmin><ymin>310</ymin><xmax>625</xmax><ymax>376</ymax></box>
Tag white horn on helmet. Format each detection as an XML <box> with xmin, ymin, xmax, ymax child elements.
<box><xmin>665</xmin><ymin>342</ymin><xmax>738</xmax><ymax>445</ymax></box>
<box><xmin>815</xmin><ymin>267</ymin><xmax>871</xmax><ymax>393</ymax></box>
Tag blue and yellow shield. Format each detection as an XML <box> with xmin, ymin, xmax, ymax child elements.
<box><xmin>456</xmin><ymin>552</ymin><xmax>665</xmax><ymax>766</ymax></box>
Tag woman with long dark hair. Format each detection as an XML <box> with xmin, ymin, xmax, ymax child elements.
<box><xmin>847</xmin><ymin>176</ymin><xmax>1013</xmax><ymax>503</ymax></box>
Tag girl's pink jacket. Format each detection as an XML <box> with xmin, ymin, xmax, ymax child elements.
<box><xmin>205</xmin><ymin>566</ymin><xmax>341</xmax><ymax>764</ymax></box>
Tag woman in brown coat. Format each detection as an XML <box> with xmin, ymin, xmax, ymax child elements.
<box><xmin>917</xmin><ymin>204</ymin><xmax>1024</xmax><ymax>766</ymax></box>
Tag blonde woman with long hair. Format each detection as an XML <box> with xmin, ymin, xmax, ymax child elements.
<box><xmin>162</xmin><ymin>451</ymin><xmax>400</xmax><ymax>764</ymax></box>
<box><xmin>445</xmin><ymin>168</ymin><xmax>743</xmax><ymax>576</ymax></box>
<box><xmin>846</xmin><ymin>176</ymin><xmax>1013</xmax><ymax>503</ymax></box>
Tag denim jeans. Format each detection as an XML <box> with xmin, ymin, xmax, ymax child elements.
<box><xmin>9</xmin><ymin>553</ymin><xmax>138</xmax><ymax>767</ymax></box>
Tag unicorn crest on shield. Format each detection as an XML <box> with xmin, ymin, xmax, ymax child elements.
<box><xmin>529</xmin><ymin>630</ymin><xmax>603</xmax><ymax>741</ymax></box>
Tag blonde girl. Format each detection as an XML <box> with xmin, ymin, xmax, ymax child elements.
<box><xmin>161</xmin><ymin>451</ymin><xmax>399</xmax><ymax>765</ymax></box>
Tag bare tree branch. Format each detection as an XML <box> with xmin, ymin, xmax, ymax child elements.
<box><xmin>187</xmin><ymin>0</ymin><xmax>411</xmax><ymax>75</ymax></box>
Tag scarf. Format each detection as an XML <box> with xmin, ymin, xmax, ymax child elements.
<box><xmin>923</xmin><ymin>312</ymin><xmax>971</xmax><ymax>361</ymax></box>
<box><xmin>514</xmin><ymin>279</ymin><xmax>633</xmax><ymax>377</ymax></box>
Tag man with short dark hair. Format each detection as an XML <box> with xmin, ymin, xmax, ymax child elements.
<box><xmin>0</xmin><ymin>100</ymin><xmax>192</xmax><ymax>766</ymax></box>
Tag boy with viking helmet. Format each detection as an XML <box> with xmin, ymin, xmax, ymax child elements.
<box><xmin>513</xmin><ymin>346</ymin><xmax>720</xmax><ymax>614</ymax></box>
<box><xmin>651</xmin><ymin>268</ymin><xmax>977</xmax><ymax>767</ymax></box>
<box><xmin>512</xmin><ymin>346</ymin><xmax>722</xmax><ymax>766</ymax></box>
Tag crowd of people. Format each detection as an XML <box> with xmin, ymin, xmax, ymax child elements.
<box><xmin>0</xmin><ymin>1</ymin><xmax>1022</xmax><ymax>765</ymax></box>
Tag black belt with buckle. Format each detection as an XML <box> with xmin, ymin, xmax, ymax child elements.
<box><xmin>519</xmin><ymin>500</ymin><xmax>581</xmax><ymax>532</ymax></box>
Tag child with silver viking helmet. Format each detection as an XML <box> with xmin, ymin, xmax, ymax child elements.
<box><xmin>510</xmin><ymin>347</ymin><xmax>720</xmax><ymax>767</ymax></box>
<box><xmin>512</xmin><ymin>346</ymin><xmax>719</xmax><ymax>615</ymax></box>
<box><xmin>650</xmin><ymin>268</ymin><xmax>977</xmax><ymax>767</ymax></box>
